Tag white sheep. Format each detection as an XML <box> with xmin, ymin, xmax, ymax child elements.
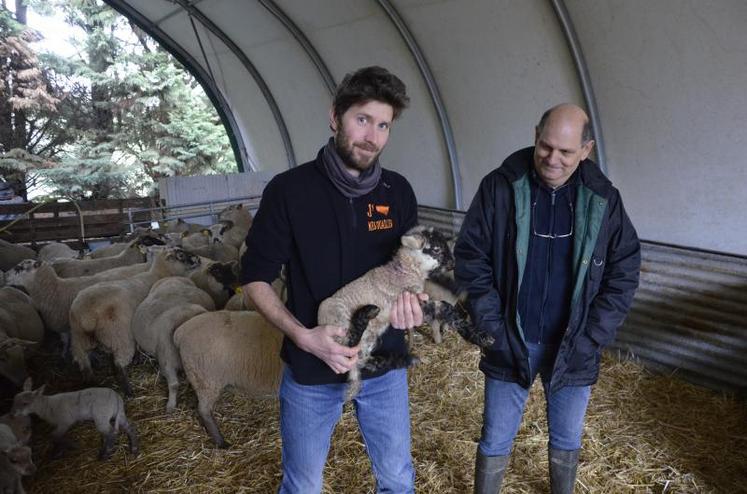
<box><xmin>184</xmin><ymin>238</ymin><xmax>238</xmax><ymax>263</ymax></box>
<box><xmin>225</xmin><ymin>276</ymin><xmax>286</xmax><ymax>311</ymax></box>
<box><xmin>131</xmin><ymin>277</ymin><xmax>215</xmax><ymax>411</ymax></box>
<box><xmin>0</xmin><ymin>413</ymin><xmax>31</xmax><ymax>446</ymax></box>
<box><xmin>180</xmin><ymin>229</ymin><xmax>213</xmax><ymax>251</ymax></box>
<box><xmin>38</xmin><ymin>242</ymin><xmax>78</xmax><ymax>262</ymax></box>
<box><xmin>4</xmin><ymin>259</ymin><xmax>151</xmax><ymax>350</ymax></box>
<box><xmin>69</xmin><ymin>248</ymin><xmax>201</xmax><ymax>396</ymax></box>
<box><xmin>0</xmin><ymin>287</ymin><xmax>44</xmax><ymax>344</ymax></box>
<box><xmin>87</xmin><ymin>230</ymin><xmax>165</xmax><ymax>259</ymax></box>
<box><xmin>210</xmin><ymin>220</ymin><xmax>248</xmax><ymax>250</ymax></box>
<box><xmin>0</xmin><ymin>239</ymin><xmax>36</xmax><ymax>272</ymax></box>
<box><xmin>0</xmin><ymin>424</ymin><xmax>35</xmax><ymax>494</ymax></box>
<box><xmin>165</xmin><ymin>218</ymin><xmax>204</xmax><ymax>234</ymax></box>
<box><xmin>318</xmin><ymin>226</ymin><xmax>458</xmax><ymax>400</ymax></box>
<box><xmin>51</xmin><ymin>236</ymin><xmax>163</xmax><ymax>278</ymax></box>
<box><xmin>11</xmin><ymin>378</ymin><xmax>138</xmax><ymax>460</ymax></box>
<box><xmin>173</xmin><ymin>310</ymin><xmax>283</xmax><ymax>448</ymax></box>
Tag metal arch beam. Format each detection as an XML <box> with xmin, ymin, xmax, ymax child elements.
<box><xmin>549</xmin><ymin>0</ymin><xmax>608</xmax><ymax>175</ymax></box>
<box><xmin>172</xmin><ymin>0</ymin><xmax>297</xmax><ymax>169</ymax></box>
<box><xmin>104</xmin><ymin>0</ymin><xmax>254</xmax><ymax>172</ymax></box>
<box><xmin>375</xmin><ymin>0</ymin><xmax>463</xmax><ymax>210</ymax></box>
<box><xmin>257</xmin><ymin>0</ymin><xmax>337</xmax><ymax>96</ymax></box>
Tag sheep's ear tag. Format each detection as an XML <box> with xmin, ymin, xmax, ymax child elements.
<box><xmin>401</xmin><ymin>233</ymin><xmax>424</xmax><ymax>249</ymax></box>
<box><xmin>235</xmin><ymin>286</ymin><xmax>243</xmax><ymax>295</ymax></box>
<box><xmin>202</xmin><ymin>229</ymin><xmax>210</xmax><ymax>236</ymax></box>
<box><xmin>138</xmin><ymin>244</ymin><xmax>148</xmax><ymax>254</ymax></box>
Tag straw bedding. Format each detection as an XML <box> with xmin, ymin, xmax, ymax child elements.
<box><xmin>11</xmin><ymin>328</ymin><xmax>747</xmax><ymax>493</ymax></box>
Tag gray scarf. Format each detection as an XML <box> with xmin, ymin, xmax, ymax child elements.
<box><xmin>322</xmin><ymin>137</ymin><xmax>382</xmax><ymax>198</ymax></box>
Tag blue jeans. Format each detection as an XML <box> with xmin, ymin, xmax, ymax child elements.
<box><xmin>479</xmin><ymin>342</ymin><xmax>591</xmax><ymax>456</ymax></box>
<box><xmin>278</xmin><ymin>367</ymin><xmax>415</xmax><ymax>493</ymax></box>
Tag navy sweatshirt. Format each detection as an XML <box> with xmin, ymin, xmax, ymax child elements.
<box><xmin>240</xmin><ymin>147</ymin><xmax>418</xmax><ymax>385</ymax></box>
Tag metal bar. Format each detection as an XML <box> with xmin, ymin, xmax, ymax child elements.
<box><xmin>376</xmin><ymin>0</ymin><xmax>463</xmax><ymax>209</ymax></box>
<box><xmin>548</xmin><ymin>0</ymin><xmax>607</xmax><ymax>175</ymax></box>
<box><xmin>171</xmin><ymin>0</ymin><xmax>297</xmax><ymax>168</ymax></box>
<box><xmin>102</xmin><ymin>0</ymin><xmax>253</xmax><ymax>172</ymax></box>
<box><xmin>257</xmin><ymin>0</ymin><xmax>337</xmax><ymax>96</ymax></box>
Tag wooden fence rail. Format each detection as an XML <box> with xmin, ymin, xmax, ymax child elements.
<box><xmin>0</xmin><ymin>198</ymin><xmax>157</xmax><ymax>247</ymax></box>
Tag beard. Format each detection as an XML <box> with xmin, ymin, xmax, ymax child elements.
<box><xmin>334</xmin><ymin>127</ymin><xmax>381</xmax><ymax>173</ymax></box>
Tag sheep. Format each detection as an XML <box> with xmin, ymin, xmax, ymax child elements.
<box><xmin>210</xmin><ymin>220</ymin><xmax>248</xmax><ymax>250</ymax></box>
<box><xmin>131</xmin><ymin>277</ymin><xmax>214</xmax><ymax>411</ymax></box>
<box><xmin>11</xmin><ymin>378</ymin><xmax>138</xmax><ymax>460</ymax></box>
<box><xmin>189</xmin><ymin>260</ymin><xmax>239</xmax><ymax>309</ymax></box>
<box><xmin>173</xmin><ymin>310</ymin><xmax>283</xmax><ymax>448</ymax></box>
<box><xmin>0</xmin><ymin>414</ymin><xmax>31</xmax><ymax>446</ymax></box>
<box><xmin>0</xmin><ymin>239</ymin><xmax>36</xmax><ymax>273</ymax></box>
<box><xmin>218</xmin><ymin>203</ymin><xmax>252</xmax><ymax>230</ymax></box>
<box><xmin>0</xmin><ymin>424</ymin><xmax>35</xmax><ymax>494</ymax></box>
<box><xmin>318</xmin><ymin>226</ymin><xmax>492</xmax><ymax>400</ymax></box>
<box><xmin>422</xmin><ymin>272</ymin><xmax>459</xmax><ymax>344</ymax></box>
<box><xmin>165</xmin><ymin>218</ymin><xmax>204</xmax><ymax>234</ymax></box>
<box><xmin>0</xmin><ymin>287</ymin><xmax>44</xmax><ymax>343</ymax></box>
<box><xmin>184</xmin><ymin>238</ymin><xmax>238</xmax><ymax>263</ymax></box>
<box><xmin>225</xmin><ymin>275</ymin><xmax>286</xmax><ymax>311</ymax></box>
<box><xmin>180</xmin><ymin>229</ymin><xmax>213</xmax><ymax>251</ymax></box>
<box><xmin>37</xmin><ymin>242</ymin><xmax>78</xmax><ymax>262</ymax></box>
<box><xmin>0</xmin><ymin>335</ymin><xmax>36</xmax><ymax>389</ymax></box>
<box><xmin>87</xmin><ymin>230</ymin><xmax>165</xmax><ymax>259</ymax></box>
<box><xmin>69</xmin><ymin>248</ymin><xmax>201</xmax><ymax>396</ymax></box>
<box><xmin>3</xmin><ymin>259</ymin><xmax>151</xmax><ymax>348</ymax></box>
<box><xmin>51</xmin><ymin>236</ymin><xmax>163</xmax><ymax>278</ymax></box>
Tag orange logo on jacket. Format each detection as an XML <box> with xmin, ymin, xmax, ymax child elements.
<box><xmin>367</xmin><ymin>203</ymin><xmax>393</xmax><ymax>231</ymax></box>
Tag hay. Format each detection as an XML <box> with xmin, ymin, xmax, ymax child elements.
<box><xmin>16</xmin><ymin>330</ymin><xmax>747</xmax><ymax>493</ymax></box>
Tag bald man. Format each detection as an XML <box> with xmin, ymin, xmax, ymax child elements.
<box><xmin>455</xmin><ymin>104</ymin><xmax>641</xmax><ymax>493</ymax></box>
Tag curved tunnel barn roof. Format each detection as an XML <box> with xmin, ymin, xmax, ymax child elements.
<box><xmin>105</xmin><ymin>0</ymin><xmax>747</xmax><ymax>256</ymax></box>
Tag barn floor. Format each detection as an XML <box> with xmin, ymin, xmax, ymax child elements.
<box><xmin>12</xmin><ymin>329</ymin><xmax>747</xmax><ymax>493</ymax></box>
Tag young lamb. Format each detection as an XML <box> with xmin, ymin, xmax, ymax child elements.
<box><xmin>69</xmin><ymin>247</ymin><xmax>201</xmax><ymax>396</ymax></box>
<box><xmin>51</xmin><ymin>236</ymin><xmax>162</xmax><ymax>278</ymax></box>
<box><xmin>131</xmin><ymin>277</ymin><xmax>215</xmax><ymax>411</ymax></box>
<box><xmin>12</xmin><ymin>378</ymin><xmax>138</xmax><ymax>460</ymax></box>
<box><xmin>0</xmin><ymin>424</ymin><xmax>35</xmax><ymax>494</ymax></box>
<box><xmin>422</xmin><ymin>272</ymin><xmax>460</xmax><ymax>344</ymax></box>
<box><xmin>0</xmin><ymin>413</ymin><xmax>31</xmax><ymax>446</ymax></box>
<box><xmin>173</xmin><ymin>310</ymin><xmax>283</xmax><ymax>448</ymax></box>
<box><xmin>318</xmin><ymin>226</ymin><xmax>492</xmax><ymax>400</ymax></box>
<box><xmin>38</xmin><ymin>242</ymin><xmax>79</xmax><ymax>262</ymax></box>
<box><xmin>0</xmin><ymin>239</ymin><xmax>36</xmax><ymax>272</ymax></box>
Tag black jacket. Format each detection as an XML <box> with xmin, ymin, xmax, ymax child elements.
<box><xmin>240</xmin><ymin>147</ymin><xmax>418</xmax><ymax>385</ymax></box>
<box><xmin>455</xmin><ymin>147</ymin><xmax>641</xmax><ymax>391</ymax></box>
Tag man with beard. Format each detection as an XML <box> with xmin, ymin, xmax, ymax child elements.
<box><xmin>456</xmin><ymin>104</ymin><xmax>640</xmax><ymax>493</ymax></box>
<box><xmin>241</xmin><ymin>66</ymin><xmax>422</xmax><ymax>493</ymax></box>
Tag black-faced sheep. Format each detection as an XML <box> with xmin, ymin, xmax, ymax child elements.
<box><xmin>69</xmin><ymin>248</ymin><xmax>201</xmax><ymax>396</ymax></box>
<box><xmin>189</xmin><ymin>260</ymin><xmax>239</xmax><ymax>309</ymax></box>
<box><xmin>173</xmin><ymin>311</ymin><xmax>283</xmax><ymax>448</ymax></box>
<box><xmin>131</xmin><ymin>277</ymin><xmax>215</xmax><ymax>411</ymax></box>
<box><xmin>11</xmin><ymin>379</ymin><xmax>138</xmax><ymax>460</ymax></box>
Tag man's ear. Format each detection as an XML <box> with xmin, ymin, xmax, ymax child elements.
<box><xmin>580</xmin><ymin>140</ymin><xmax>595</xmax><ymax>161</ymax></box>
<box><xmin>329</xmin><ymin>108</ymin><xmax>338</xmax><ymax>133</ymax></box>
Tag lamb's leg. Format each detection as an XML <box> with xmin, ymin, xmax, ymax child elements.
<box><xmin>347</xmin><ymin>304</ymin><xmax>380</xmax><ymax>347</ymax></box>
<box><xmin>361</xmin><ymin>353</ymin><xmax>419</xmax><ymax>373</ymax></box>
<box><xmin>435</xmin><ymin>301</ymin><xmax>495</xmax><ymax>348</ymax></box>
<box><xmin>196</xmin><ymin>388</ymin><xmax>228</xmax><ymax>448</ymax></box>
<box><xmin>49</xmin><ymin>423</ymin><xmax>74</xmax><ymax>459</ymax></box>
<box><xmin>99</xmin><ymin>429</ymin><xmax>117</xmax><ymax>460</ymax></box>
<box><xmin>119</xmin><ymin>417</ymin><xmax>139</xmax><ymax>456</ymax></box>
<box><xmin>162</xmin><ymin>364</ymin><xmax>180</xmax><ymax>413</ymax></box>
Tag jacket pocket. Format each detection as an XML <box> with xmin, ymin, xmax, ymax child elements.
<box><xmin>567</xmin><ymin>331</ymin><xmax>600</xmax><ymax>372</ymax></box>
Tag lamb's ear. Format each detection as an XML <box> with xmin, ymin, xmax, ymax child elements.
<box><xmin>34</xmin><ymin>384</ymin><xmax>46</xmax><ymax>396</ymax></box>
<box><xmin>401</xmin><ymin>231</ymin><xmax>425</xmax><ymax>250</ymax></box>
<box><xmin>22</xmin><ymin>377</ymin><xmax>33</xmax><ymax>392</ymax></box>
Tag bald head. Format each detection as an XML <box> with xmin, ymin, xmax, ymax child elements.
<box><xmin>532</xmin><ymin>103</ymin><xmax>595</xmax><ymax>188</ymax></box>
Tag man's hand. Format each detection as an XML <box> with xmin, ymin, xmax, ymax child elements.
<box><xmin>294</xmin><ymin>325</ymin><xmax>359</xmax><ymax>374</ymax></box>
<box><xmin>390</xmin><ymin>291</ymin><xmax>429</xmax><ymax>330</ymax></box>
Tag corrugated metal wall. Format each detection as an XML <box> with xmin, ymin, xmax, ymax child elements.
<box><xmin>417</xmin><ymin>206</ymin><xmax>747</xmax><ymax>397</ymax></box>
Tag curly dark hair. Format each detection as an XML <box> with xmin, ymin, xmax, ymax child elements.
<box><xmin>332</xmin><ymin>66</ymin><xmax>410</xmax><ymax>121</ymax></box>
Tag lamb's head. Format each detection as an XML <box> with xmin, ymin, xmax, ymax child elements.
<box><xmin>10</xmin><ymin>378</ymin><xmax>42</xmax><ymax>416</ymax></box>
<box><xmin>399</xmin><ymin>226</ymin><xmax>454</xmax><ymax>277</ymax></box>
<box><xmin>4</xmin><ymin>259</ymin><xmax>42</xmax><ymax>289</ymax></box>
<box><xmin>3</xmin><ymin>444</ymin><xmax>36</xmax><ymax>476</ymax></box>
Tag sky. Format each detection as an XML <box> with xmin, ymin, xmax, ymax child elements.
<box><xmin>26</xmin><ymin>7</ymin><xmax>81</xmax><ymax>58</ymax></box>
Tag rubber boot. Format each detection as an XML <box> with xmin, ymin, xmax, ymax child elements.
<box><xmin>549</xmin><ymin>448</ymin><xmax>580</xmax><ymax>494</ymax></box>
<box><xmin>474</xmin><ymin>447</ymin><xmax>510</xmax><ymax>494</ymax></box>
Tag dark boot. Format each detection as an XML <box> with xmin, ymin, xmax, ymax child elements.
<box><xmin>549</xmin><ymin>448</ymin><xmax>580</xmax><ymax>494</ymax></box>
<box><xmin>474</xmin><ymin>447</ymin><xmax>509</xmax><ymax>494</ymax></box>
